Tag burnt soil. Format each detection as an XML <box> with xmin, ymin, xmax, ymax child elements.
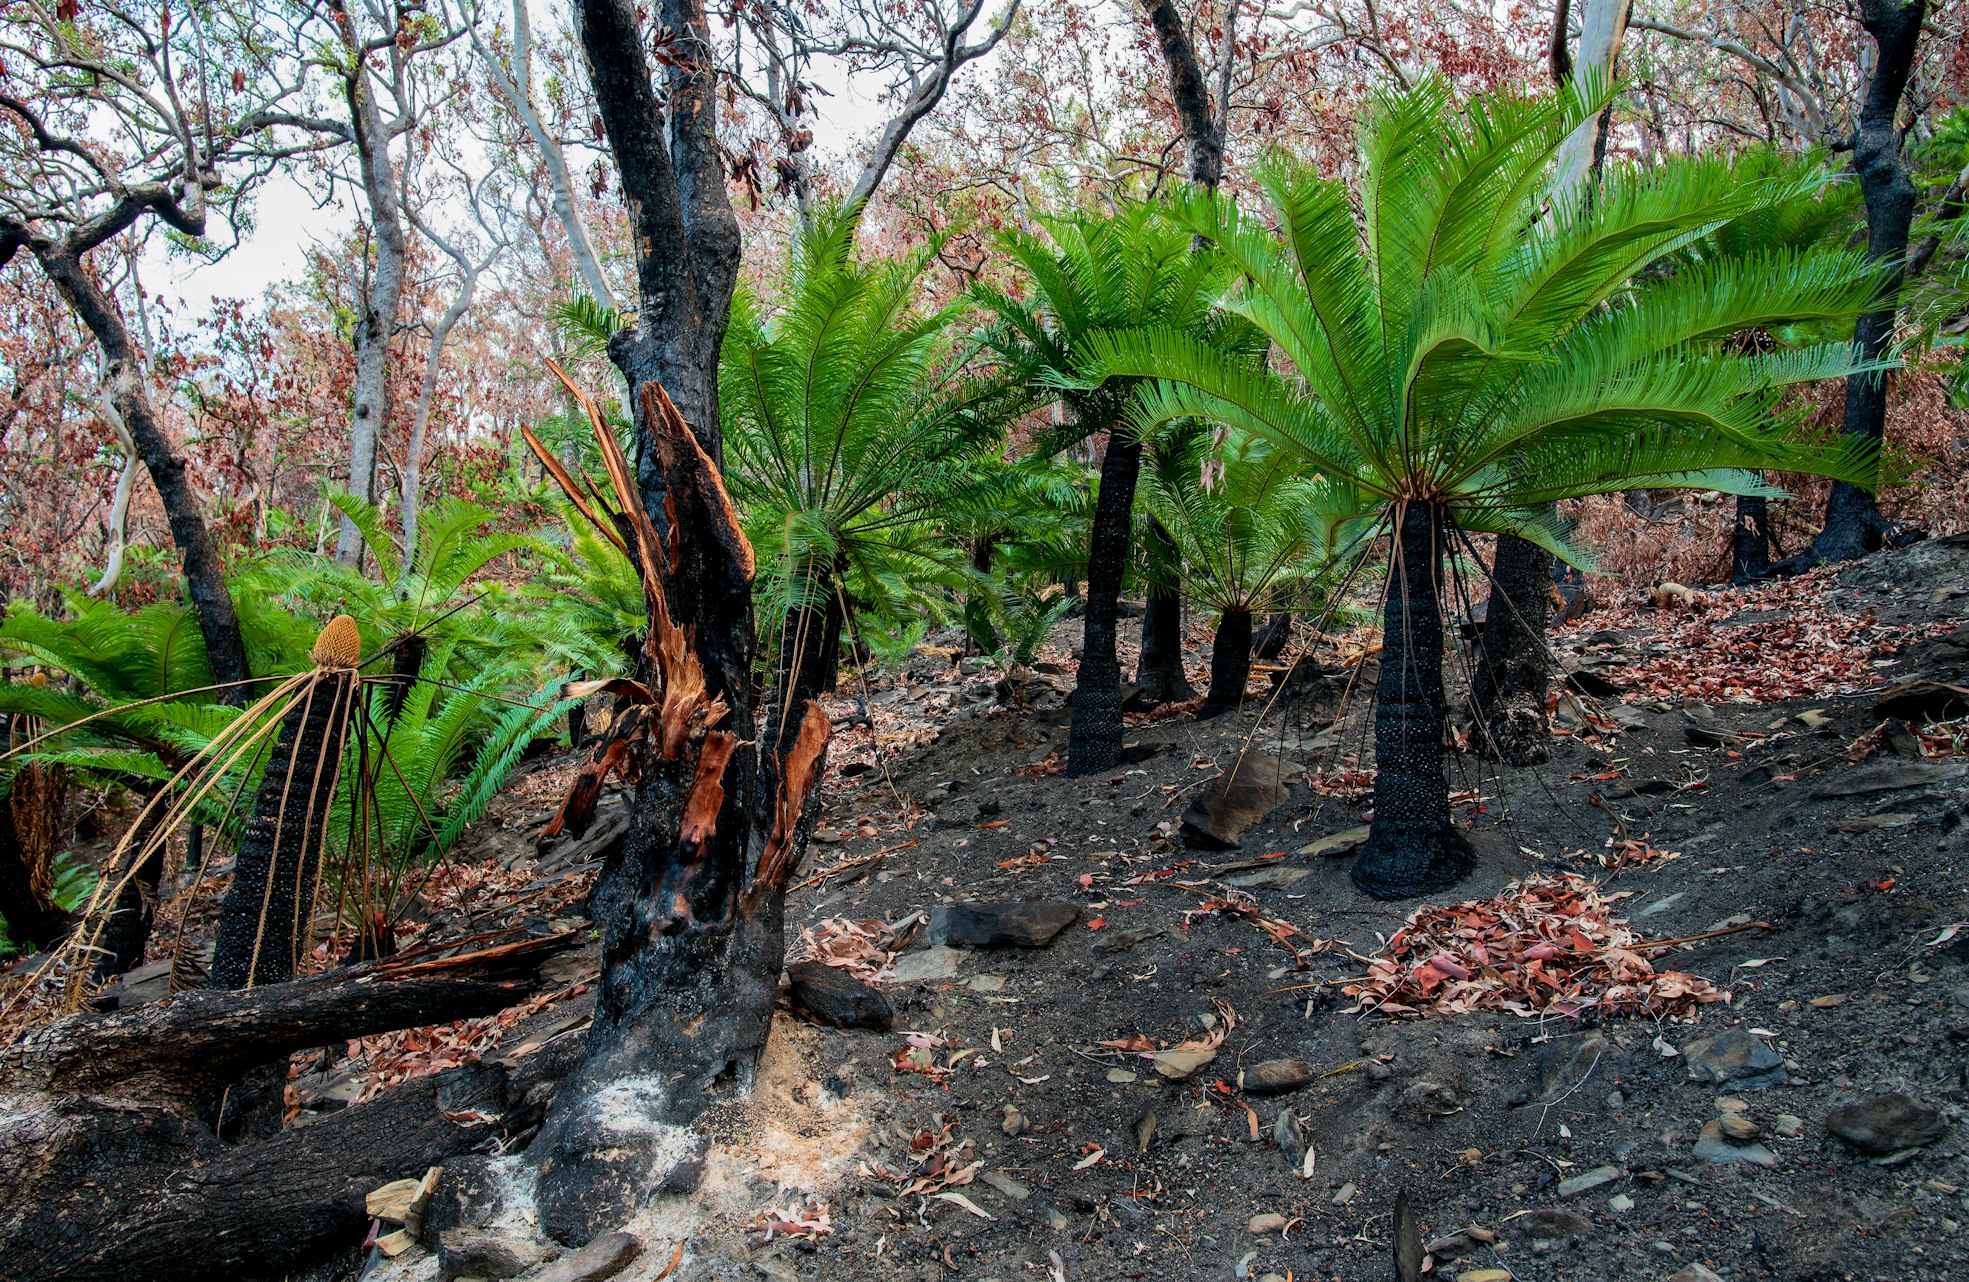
<box><xmin>366</xmin><ymin>538</ymin><xmax>1969</xmax><ymax>1282</ymax></box>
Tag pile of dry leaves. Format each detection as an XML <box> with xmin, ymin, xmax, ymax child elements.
<box><xmin>1346</xmin><ymin>874</ymin><xmax>1728</xmax><ymax>1020</ymax></box>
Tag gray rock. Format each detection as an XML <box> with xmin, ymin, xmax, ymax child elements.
<box><xmin>1692</xmin><ymin>1120</ymin><xmax>1777</xmax><ymax>1167</ymax></box>
<box><xmin>1529</xmin><ymin>1033</ymin><xmax>1606</xmax><ymax>1104</ymax></box>
<box><xmin>1180</xmin><ymin>758</ymin><xmax>1294</xmax><ymax>851</ymax></box>
<box><xmin>928</xmin><ymin>900</ymin><xmax>1079</xmax><ymax>948</ymax></box>
<box><xmin>1097</xmin><ymin>924</ymin><xmax>1164</xmax><ymax>954</ymax></box>
<box><xmin>1297</xmin><ymin>825</ymin><xmax>1370</xmax><ymax>858</ymax></box>
<box><xmin>438</xmin><ymin>1228</ymin><xmax>548</xmax><ymax>1281</ymax></box>
<box><xmin>1667</xmin><ymin>1266</ymin><xmax>1725</xmax><ymax>1282</ymax></box>
<box><xmin>1811</xmin><ymin>759</ymin><xmax>1966</xmax><ymax>799</ymax></box>
<box><xmin>784</xmin><ymin>961</ymin><xmax>893</xmax><ymax>1031</ymax></box>
<box><xmin>979</xmin><ymin>1170</ymin><xmax>1030</xmax><ymax>1201</ymax></box>
<box><xmin>1637</xmin><ymin>892</ymin><xmax>1686</xmax><ymax>918</ymax></box>
<box><xmin>1555</xmin><ymin>1166</ymin><xmax>1623</xmax><ymax>1199</ymax></box>
<box><xmin>1517</xmin><ymin>1207</ymin><xmax>1593</xmax><ymax>1240</ymax></box>
<box><xmin>523</xmin><ymin>1231</ymin><xmax>640</xmax><ymax>1282</ymax></box>
<box><xmin>1400</xmin><ymin>1080</ymin><xmax>1463</xmax><ymax>1118</ymax></box>
<box><xmin>889</xmin><ymin>947</ymin><xmax>965</xmax><ymax>983</ymax></box>
<box><xmin>1825</xmin><ymin>1093</ymin><xmax>1949</xmax><ymax>1155</ymax></box>
<box><xmin>1682</xmin><ymin>1028</ymin><xmax>1788</xmax><ymax>1089</ymax></box>
<box><xmin>1240</xmin><ymin>1059</ymin><xmax>1315</xmax><ymax>1095</ymax></box>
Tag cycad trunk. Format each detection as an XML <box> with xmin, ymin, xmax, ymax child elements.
<box><xmin>963</xmin><ymin>535</ymin><xmax>998</xmax><ymax>653</ymax></box>
<box><xmin>1355</xmin><ymin>502</ymin><xmax>1474</xmax><ymax>900</ymax></box>
<box><xmin>1732</xmin><ymin>493</ymin><xmax>1774</xmax><ymax>584</ymax></box>
<box><xmin>762</xmin><ymin>583</ymin><xmax>843</xmax><ymax>805</ymax></box>
<box><xmin>211</xmin><ymin>654</ymin><xmax>360</xmax><ymax>992</ymax></box>
<box><xmin>0</xmin><ymin>762</ymin><xmax>69</xmax><ymax>952</ymax></box>
<box><xmin>1472</xmin><ymin>532</ymin><xmax>1553</xmax><ymax>766</ymax></box>
<box><xmin>1135</xmin><ymin>519</ymin><xmax>1194</xmax><ymax>704</ymax></box>
<box><xmin>1200</xmin><ymin>608</ymin><xmax>1252</xmax><ymax>718</ymax></box>
<box><xmin>1067</xmin><ymin>428</ymin><xmax>1142</xmax><ymax>776</ymax></box>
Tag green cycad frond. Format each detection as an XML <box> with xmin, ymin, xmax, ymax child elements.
<box><xmin>724</xmin><ymin>203</ymin><xmax>1022</xmax><ymax>652</ymax></box>
<box><xmin>1082</xmin><ymin>78</ymin><xmax>1891</xmax><ymax>551</ymax></box>
<box><xmin>1140</xmin><ymin>428</ymin><xmax>1367</xmax><ymax>615</ymax></box>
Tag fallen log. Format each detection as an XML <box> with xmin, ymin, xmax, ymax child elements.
<box><xmin>0</xmin><ymin>933</ymin><xmax>580</xmax><ymax>1282</ymax></box>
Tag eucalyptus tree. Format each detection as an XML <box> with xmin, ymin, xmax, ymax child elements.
<box><xmin>0</xmin><ymin>0</ymin><xmax>319</xmax><ymax>698</ymax></box>
<box><xmin>1086</xmin><ymin>80</ymin><xmax>1886</xmax><ymax>898</ymax></box>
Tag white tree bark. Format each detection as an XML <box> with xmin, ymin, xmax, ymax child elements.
<box><xmin>1552</xmin><ymin>0</ymin><xmax>1633</xmax><ymax>205</ymax></box>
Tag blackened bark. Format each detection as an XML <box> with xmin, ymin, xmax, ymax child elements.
<box><xmin>1135</xmin><ymin>518</ymin><xmax>1195</xmax><ymax>703</ymax></box>
<box><xmin>1807</xmin><ymin>0</ymin><xmax>1927</xmax><ymax>564</ymax></box>
<box><xmin>0</xmin><ymin>775</ymin><xmax>67</xmax><ymax>952</ymax></box>
<box><xmin>1732</xmin><ymin>493</ymin><xmax>1775</xmax><ymax>584</ymax></box>
<box><xmin>1355</xmin><ymin>503</ymin><xmax>1474</xmax><ymax>900</ymax></box>
<box><xmin>211</xmin><ymin>670</ymin><xmax>357</xmax><ymax>991</ymax></box>
<box><xmin>1253</xmin><ymin>612</ymin><xmax>1294</xmax><ymax>661</ymax></box>
<box><xmin>1199</xmin><ymin>607</ymin><xmax>1252</xmax><ymax>718</ymax></box>
<box><xmin>963</xmin><ymin>534</ymin><xmax>998</xmax><ymax>653</ymax></box>
<box><xmin>90</xmin><ymin>792</ymin><xmax>167</xmax><ymax>982</ymax></box>
<box><xmin>1472</xmin><ymin>533</ymin><xmax>1554</xmax><ymax>766</ymax></box>
<box><xmin>384</xmin><ymin>632</ymin><xmax>427</xmax><ymax>724</ymax></box>
<box><xmin>1067</xmin><ymin>428</ymin><xmax>1143</xmax><ymax>776</ymax></box>
<box><xmin>1139</xmin><ymin>0</ymin><xmax>1224</xmax><ymax>189</ymax></box>
<box><xmin>31</xmin><ymin>249</ymin><xmax>250</xmax><ymax>701</ymax></box>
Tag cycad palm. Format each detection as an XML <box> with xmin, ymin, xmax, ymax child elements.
<box><xmin>1141</xmin><ymin>429</ymin><xmax>1361</xmax><ymax>716</ymax></box>
<box><xmin>1090</xmin><ymin>80</ymin><xmax>1886</xmax><ymax>898</ymax></box>
<box><xmin>975</xmin><ymin>207</ymin><xmax>1249</xmax><ymax>772</ymax></box>
<box><xmin>723</xmin><ymin>206</ymin><xmax>1020</xmax><ymax>782</ymax></box>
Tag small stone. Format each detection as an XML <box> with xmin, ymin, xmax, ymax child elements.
<box><xmin>1681</xmin><ymin>1027</ymin><xmax>1788</xmax><ymax>1089</ymax></box>
<box><xmin>1000</xmin><ymin>1105</ymin><xmax>1027</xmax><ymax>1137</ymax></box>
<box><xmin>1150</xmin><ymin>1048</ymin><xmax>1216</xmax><ymax>1079</ymax></box>
<box><xmin>529</xmin><ymin>1231</ymin><xmax>641</xmax><ymax>1282</ymax></box>
<box><xmin>1457</xmin><ymin>1271</ymin><xmax>1513</xmax><ymax>1282</ymax></box>
<box><xmin>1106</xmin><ymin>1067</ymin><xmax>1138</xmax><ymax>1084</ymax></box>
<box><xmin>1516</xmin><ymin>1208</ymin><xmax>1591</xmax><ymax>1241</ymax></box>
<box><xmin>1180</xmin><ymin>758</ymin><xmax>1293</xmax><ymax>850</ymax></box>
<box><xmin>1241</xmin><ymin>1058</ymin><xmax>1316</xmax><ymax>1095</ymax></box>
<box><xmin>1773</xmin><ymin>1114</ymin><xmax>1805</xmax><ymax>1138</ymax></box>
<box><xmin>889</xmin><ymin>947</ymin><xmax>965</xmax><ymax>983</ymax></box>
<box><xmin>1556</xmin><ymin>1166</ymin><xmax>1623</xmax><ymax>1198</ymax></box>
<box><xmin>437</xmin><ymin>1228</ymin><xmax>547</xmax><ymax>1280</ymax></box>
<box><xmin>1098</xmin><ymin>924</ymin><xmax>1163</xmax><ymax>954</ymax></box>
<box><xmin>1825</xmin><ymin>1093</ymin><xmax>1948</xmax><ymax>1155</ymax></box>
<box><xmin>1692</xmin><ymin>1120</ymin><xmax>1777</xmax><ymax>1167</ymax></box>
<box><xmin>784</xmin><ymin>962</ymin><xmax>894</xmax><ymax>1031</ymax></box>
<box><xmin>928</xmin><ymin>900</ymin><xmax>1079</xmax><ymax>948</ymax></box>
<box><xmin>1667</xmin><ymin>1266</ymin><xmax>1725</xmax><ymax>1282</ymax></box>
<box><xmin>1424</xmin><ymin>1231</ymin><xmax>1477</xmax><ymax>1260</ymax></box>
<box><xmin>1332</xmin><ymin>1181</ymin><xmax>1357</xmax><ymax>1204</ymax></box>
<box><xmin>1401</xmin><ymin>1080</ymin><xmax>1463</xmax><ymax>1118</ymax></box>
<box><xmin>1608</xmin><ymin>1193</ymin><xmax>1635</xmax><ymax>1213</ymax></box>
<box><xmin>968</xmin><ymin>974</ymin><xmax>1007</xmax><ymax>993</ymax></box>
<box><xmin>1248</xmin><ymin>1212</ymin><xmax>1288</xmax><ymax>1234</ymax></box>
<box><xmin>812</xmin><ymin>827</ymin><xmax>843</xmax><ymax>844</ymax></box>
<box><xmin>979</xmin><ymin>1170</ymin><xmax>1029</xmax><ymax>1201</ymax></box>
<box><xmin>1716</xmin><ymin>1112</ymin><xmax>1760</xmax><ymax>1142</ymax></box>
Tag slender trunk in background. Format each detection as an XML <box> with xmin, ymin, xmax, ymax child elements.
<box><xmin>1473</xmin><ymin>532</ymin><xmax>1555</xmax><ymax>765</ymax></box>
<box><xmin>1732</xmin><ymin>492</ymin><xmax>1775</xmax><ymax>583</ymax></box>
<box><xmin>400</xmin><ymin>248</ymin><xmax>483</xmax><ymax>554</ymax></box>
<box><xmin>1135</xmin><ymin>518</ymin><xmax>1194</xmax><ymax>703</ymax></box>
<box><xmin>33</xmin><ymin>250</ymin><xmax>250</xmax><ymax>701</ymax></box>
<box><xmin>1199</xmin><ymin>607</ymin><xmax>1252</xmax><ymax>718</ymax></box>
<box><xmin>1807</xmin><ymin>0</ymin><xmax>1928</xmax><ymax>563</ymax></box>
<box><xmin>963</xmin><ymin>534</ymin><xmax>998</xmax><ymax>653</ymax></box>
<box><xmin>1551</xmin><ymin>0</ymin><xmax>1632</xmax><ymax>199</ymax></box>
<box><xmin>1067</xmin><ymin>427</ymin><xmax>1142</xmax><ymax>776</ymax></box>
<box><xmin>1354</xmin><ymin>502</ymin><xmax>1473</xmax><ymax>900</ymax></box>
<box><xmin>336</xmin><ymin>39</ymin><xmax>410</xmax><ymax>567</ymax></box>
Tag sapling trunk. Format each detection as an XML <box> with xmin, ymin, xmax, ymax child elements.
<box><xmin>1200</xmin><ymin>607</ymin><xmax>1253</xmax><ymax>718</ymax></box>
<box><xmin>210</xmin><ymin>617</ymin><xmax>362</xmax><ymax>991</ymax></box>
<box><xmin>1354</xmin><ymin>502</ymin><xmax>1474</xmax><ymax>900</ymax></box>
<box><xmin>1253</xmin><ymin>612</ymin><xmax>1294</xmax><ymax>661</ymax></box>
<box><xmin>1067</xmin><ymin>427</ymin><xmax>1142</xmax><ymax>776</ymax></box>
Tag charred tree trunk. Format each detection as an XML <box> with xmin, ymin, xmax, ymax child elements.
<box><xmin>1804</xmin><ymin>0</ymin><xmax>1927</xmax><ymax>564</ymax></box>
<box><xmin>1135</xmin><ymin>519</ymin><xmax>1195</xmax><ymax>704</ymax></box>
<box><xmin>384</xmin><ymin>632</ymin><xmax>427</xmax><ymax>724</ymax></box>
<box><xmin>29</xmin><ymin>248</ymin><xmax>250</xmax><ymax>701</ymax></box>
<box><xmin>1472</xmin><ymin>533</ymin><xmax>1554</xmax><ymax>766</ymax></box>
<box><xmin>1253</xmin><ymin>612</ymin><xmax>1294</xmax><ymax>661</ymax></box>
<box><xmin>211</xmin><ymin>634</ymin><xmax>360</xmax><ymax>992</ymax></box>
<box><xmin>1199</xmin><ymin>607</ymin><xmax>1253</xmax><ymax>718</ymax></box>
<box><xmin>1732</xmin><ymin>492</ymin><xmax>1775</xmax><ymax>584</ymax></box>
<box><xmin>0</xmin><ymin>766</ymin><xmax>69</xmax><ymax>953</ymax></box>
<box><xmin>1354</xmin><ymin>503</ymin><xmax>1474</xmax><ymax>900</ymax></box>
<box><xmin>1067</xmin><ymin>427</ymin><xmax>1143</xmax><ymax>776</ymax></box>
<box><xmin>0</xmin><ymin>936</ymin><xmax>577</xmax><ymax>1282</ymax></box>
<box><xmin>89</xmin><ymin>788</ymin><xmax>168</xmax><ymax>982</ymax></box>
<box><xmin>524</xmin><ymin>381</ymin><xmax>827</xmax><ymax>1244</ymax></box>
